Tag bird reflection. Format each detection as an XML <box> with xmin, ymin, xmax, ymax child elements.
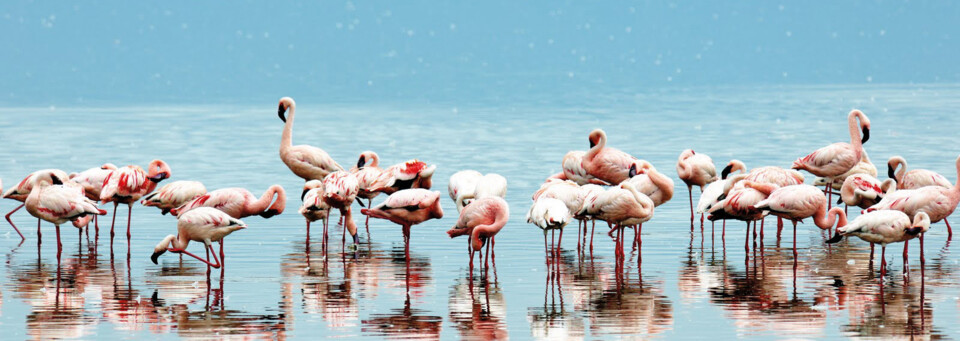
<box><xmin>449</xmin><ymin>277</ymin><xmax>508</xmax><ymax>340</ymax></box>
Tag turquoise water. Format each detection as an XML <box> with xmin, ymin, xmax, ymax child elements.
<box><xmin>0</xmin><ymin>85</ymin><xmax>959</xmax><ymax>339</ymax></box>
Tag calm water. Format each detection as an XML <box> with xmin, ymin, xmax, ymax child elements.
<box><xmin>1</xmin><ymin>84</ymin><xmax>959</xmax><ymax>339</ymax></box>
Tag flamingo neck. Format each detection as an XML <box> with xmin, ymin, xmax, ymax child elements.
<box><xmin>585</xmin><ymin>132</ymin><xmax>606</xmax><ymax>160</ymax></box>
<box><xmin>648</xmin><ymin>171</ymin><xmax>674</xmax><ymax>203</ymax></box>
<box><xmin>814</xmin><ymin>205</ymin><xmax>846</xmax><ymax>230</ymax></box>
<box><xmin>248</xmin><ymin>187</ymin><xmax>278</xmax><ymax>215</ymax></box>
<box><xmin>848</xmin><ymin>111</ymin><xmax>863</xmax><ymax>150</ymax></box>
<box><xmin>281</xmin><ymin>104</ymin><xmax>295</xmax><ymax>149</ymax></box>
<box><xmin>892</xmin><ymin>157</ymin><xmax>907</xmax><ymax>182</ymax></box>
<box><xmin>470</xmin><ymin>204</ymin><xmax>509</xmax><ymax>251</ymax></box>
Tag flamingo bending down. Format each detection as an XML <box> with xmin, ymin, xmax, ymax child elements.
<box><xmin>887</xmin><ymin>155</ymin><xmax>952</xmax><ymax>190</ymax></box>
<box><xmin>697</xmin><ymin>160</ymin><xmax>747</xmax><ymax>216</ymax></box>
<box><xmin>750</xmin><ymin>182</ymin><xmax>848</xmax><ymax>256</ymax></box>
<box><xmin>581</xmin><ymin>129</ymin><xmax>640</xmax><ymax>185</ymax></box>
<box><xmin>299</xmin><ymin>180</ymin><xmax>330</xmax><ymax>243</ymax></box>
<box><xmin>24</xmin><ymin>173</ymin><xmax>106</xmax><ymax>254</ymax></box>
<box><xmin>622</xmin><ymin>162</ymin><xmax>674</xmax><ymax>207</ymax></box>
<box><xmin>449</xmin><ymin>170</ymin><xmax>483</xmax><ymax>212</ymax></box>
<box><xmin>141</xmin><ymin>181</ymin><xmax>207</xmax><ymax>215</ymax></box>
<box><xmin>828</xmin><ymin>211</ymin><xmax>930</xmax><ymax>280</ymax></box>
<box><xmin>527</xmin><ymin>197</ymin><xmax>571</xmax><ymax>257</ymax></box>
<box><xmin>350</xmin><ymin>151</ymin><xmax>383</xmax><ymax>210</ymax></box>
<box><xmin>361</xmin><ymin>188</ymin><xmax>444</xmax><ymax>259</ymax></box>
<box><xmin>579</xmin><ymin>183</ymin><xmax>656</xmax><ymax>263</ymax></box>
<box><xmin>447</xmin><ymin>197</ymin><xmax>509</xmax><ymax>276</ymax></box>
<box><xmin>706</xmin><ymin>175</ymin><xmax>768</xmax><ymax>249</ymax></box>
<box><xmin>792</xmin><ymin>109</ymin><xmax>871</xmax><ymax>207</ymax></box>
<box><xmin>838</xmin><ymin>175</ymin><xmax>888</xmax><ymax>209</ymax></box>
<box><xmin>277</xmin><ymin>97</ymin><xmax>344</xmax><ymax>181</ymax></box>
<box><xmin>150</xmin><ymin>207</ymin><xmax>247</xmax><ymax>275</ymax></box>
<box><xmin>170</xmin><ymin>185</ymin><xmax>286</xmax><ymax>219</ymax></box>
<box><xmin>69</xmin><ymin>164</ymin><xmax>117</xmax><ymax>235</ymax></box>
<box><xmin>371</xmin><ymin>160</ymin><xmax>437</xmax><ymax>195</ymax></box>
<box><xmin>531</xmin><ymin>180</ymin><xmax>581</xmax><ymax>251</ymax></box>
<box><xmin>677</xmin><ymin>149</ymin><xmax>718</xmax><ymax>225</ymax></box>
<box><xmin>323</xmin><ymin>171</ymin><xmax>361</xmax><ymax>245</ymax></box>
<box><xmin>868</xmin><ymin>155</ymin><xmax>960</xmax><ymax>237</ymax></box>
<box><xmin>3</xmin><ymin>169</ymin><xmax>71</xmax><ymax>240</ymax></box>
<box><xmin>99</xmin><ymin>160</ymin><xmax>171</xmax><ymax>241</ymax></box>
<box><xmin>547</xmin><ymin>151</ymin><xmax>611</xmax><ymax>186</ymax></box>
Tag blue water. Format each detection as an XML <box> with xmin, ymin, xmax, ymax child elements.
<box><xmin>3</xmin><ymin>1</ymin><xmax>960</xmax><ymax>339</ymax></box>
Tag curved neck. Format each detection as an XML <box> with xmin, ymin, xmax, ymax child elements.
<box><xmin>248</xmin><ymin>186</ymin><xmax>279</xmax><ymax>214</ymax></box>
<box><xmin>648</xmin><ymin>171</ymin><xmax>674</xmax><ymax>202</ymax></box>
<box><xmin>677</xmin><ymin>161</ymin><xmax>691</xmax><ymax>180</ymax></box>
<box><xmin>585</xmin><ymin>132</ymin><xmax>606</xmax><ymax>160</ymax></box>
<box><xmin>847</xmin><ymin>111</ymin><xmax>863</xmax><ymax>149</ymax></box>
<box><xmin>471</xmin><ymin>205</ymin><xmax>509</xmax><ymax>251</ymax></box>
<box><xmin>624</xmin><ymin>185</ymin><xmax>655</xmax><ymax>215</ymax></box>
<box><xmin>369</xmin><ymin>153</ymin><xmax>380</xmax><ymax>168</ymax></box>
<box><xmin>814</xmin><ymin>205</ymin><xmax>847</xmax><ymax>230</ymax></box>
<box><xmin>282</xmin><ymin>104</ymin><xmax>296</xmax><ymax>149</ymax></box>
<box><xmin>954</xmin><ymin>156</ymin><xmax>960</xmax><ymax>189</ymax></box>
<box><xmin>890</xmin><ymin>157</ymin><xmax>906</xmax><ymax>182</ymax></box>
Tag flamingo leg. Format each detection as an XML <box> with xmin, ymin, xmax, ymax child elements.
<box><xmin>109</xmin><ymin>202</ymin><xmax>118</xmax><ymax>239</ymax></box>
<box><xmin>55</xmin><ymin>224</ymin><xmax>62</xmax><ymax>254</ymax></box>
<box><xmin>403</xmin><ymin>224</ymin><xmax>411</xmax><ymax>260</ymax></box>
<box><xmin>722</xmin><ymin>220</ymin><xmax>726</xmax><ymax>240</ymax></box>
<box><xmin>468</xmin><ymin>239</ymin><xmax>475</xmax><ymax>278</ymax></box>
<box><xmin>126</xmin><ymin>204</ymin><xmax>132</xmax><ymax>242</ymax></box>
<box><xmin>485</xmin><ymin>237</ymin><xmax>491</xmax><ymax>274</ymax></box>
<box><xmin>169</xmin><ymin>245</ymin><xmax>221</xmax><ymax>268</ymax></box>
<box><xmin>577</xmin><ymin>220</ymin><xmax>582</xmax><ymax>253</ymax></box>
<box><xmin>557</xmin><ymin>227</ymin><xmax>563</xmax><ymax>262</ymax></box>
<box><xmin>920</xmin><ymin>234</ymin><xmax>925</xmax><ymax>267</ymax></box>
<box><xmin>589</xmin><ymin>220</ymin><xmax>595</xmax><ymax>252</ymax></box>
<box><xmin>945</xmin><ymin>218</ymin><xmax>953</xmax><ymax>239</ymax></box>
<box><xmin>792</xmin><ymin>221</ymin><xmax>798</xmax><ymax>259</ymax></box>
<box><xmin>5</xmin><ymin>203</ymin><xmax>25</xmax><ymax>240</ymax></box>
<box><xmin>365</xmin><ymin>198</ymin><xmax>372</xmax><ymax>237</ymax></box>
<box><xmin>220</xmin><ymin>240</ymin><xmax>225</xmax><ymax>279</ymax></box>
<box><xmin>306</xmin><ymin>220</ymin><xmax>311</xmax><ymax>247</ymax></box>
<box><xmin>744</xmin><ymin>222</ymin><xmax>749</xmax><ymax>252</ymax></box>
<box><xmin>825</xmin><ymin>183</ymin><xmax>832</xmax><ymax>209</ymax></box>
<box><xmin>880</xmin><ymin>245</ymin><xmax>886</xmax><ymax>281</ymax></box>
<box><xmin>688</xmin><ymin>185</ymin><xmax>694</xmax><ymax>229</ymax></box>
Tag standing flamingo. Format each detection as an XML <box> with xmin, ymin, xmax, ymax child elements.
<box><xmin>323</xmin><ymin>171</ymin><xmax>361</xmax><ymax>246</ymax></box>
<box><xmin>371</xmin><ymin>159</ymin><xmax>437</xmax><ymax>195</ymax></box>
<box><xmin>838</xmin><ymin>174</ymin><xmax>887</xmax><ymax>210</ymax></box>
<box><xmin>792</xmin><ymin>109</ymin><xmax>871</xmax><ymax>206</ymax></box>
<box><xmin>170</xmin><ymin>185</ymin><xmax>285</xmax><ymax>219</ymax></box>
<box><xmin>623</xmin><ymin>162</ymin><xmax>674</xmax><ymax>207</ymax></box>
<box><xmin>532</xmin><ymin>179</ymin><xmax>582</xmax><ymax>252</ymax></box>
<box><xmin>581</xmin><ymin>129</ymin><xmax>640</xmax><ymax>185</ymax></box>
<box><xmin>706</xmin><ymin>174</ymin><xmax>769</xmax><ymax>249</ymax></box>
<box><xmin>447</xmin><ymin>197</ymin><xmax>509</xmax><ymax>276</ymax></box>
<box><xmin>887</xmin><ymin>155</ymin><xmax>953</xmax><ymax>190</ymax></box>
<box><xmin>99</xmin><ymin>160</ymin><xmax>171</xmax><ymax>242</ymax></box>
<box><xmin>547</xmin><ymin>151</ymin><xmax>611</xmax><ymax>186</ymax></box>
<box><xmin>350</xmin><ymin>151</ymin><xmax>383</xmax><ymax>212</ymax></box>
<box><xmin>697</xmin><ymin>160</ymin><xmax>747</xmax><ymax>217</ymax></box>
<box><xmin>868</xmin><ymin>155</ymin><xmax>960</xmax><ymax>237</ymax></box>
<box><xmin>299</xmin><ymin>180</ymin><xmax>330</xmax><ymax>244</ymax></box>
<box><xmin>360</xmin><ymin>188</ymin><xmax>444</xmax><ymax>259</ymax></box>
<box><xmin>24</xmin><ymin>173</ymin><xmax>106</xmax><ymax>255</ymax></box>
<box><xmin>828</xmin><ymin>211</ymin><xmax>930</xmax><ymax>281</ymax></box>
<box><xmin>277</xmin><ymin>97</ymin><xmax>344</xmax><ymax>181</ymax></box>
<box><xmin>815</xmin><ymin>150</ymin><xmax>878</xmax><ymax>195</ymax></box>
<box><xmin>141</xmin><ymin>181</ymin><xmax>207</xmax><ymax>215</ymax></box>
<box><xmin>527</xmin><ymin>197</ymin><xmax>571</xmax><ymax>258</ymax></box>
<box><xmin>3</xmin><ymin>169</ymin><xmax>70</xmax><ymax>240</ymax></box>
<box><xmin>677</xmin><ymin>149</ymin><xmax>718</xmax><ymax>226</ymax></box>
<box><xmin>150</xmin><ymin>207</ymin><xmax>247</xmax><ymax>278</ymax></box>
<box><xmin>69</xmin><ymin>164</ymin><xmax>116</xmax><ymax>236</ymax></box>
<box><xmin>750</xmin><ymin>182</ymin><xmax>848</xmax><ymax>256</ymax></box>
<box><xmin>449</xmin><ymin>170</ymin><xmax>483</xmax><ymax>212</ymax></box>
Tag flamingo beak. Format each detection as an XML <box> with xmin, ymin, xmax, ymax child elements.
<box><xmin>357</xmin><ymin>157</ymin><xmax>366</xmax><ymax>169</ymax></box>
<box><xmin>151</xmin><ymin>250</ymin><xmax>166</xmax><ymax>264</ymax></box>
<box><xmin>905</xmin><ymin>226</ymin><xmax>924</xmax><ymax>235</ymax></box>
<box><xmin>825</xmin><ymin>231</ymin><xmax>844</xmax><ymax>244</ymax></box>
<box><xmin>301</xmin><ymin>188</ymin><xmax>309</xmax><ymax>201</ymax></box>
<box><xmin>887</xmin><ymin>164</ymin><xmax>895</xmax><ymax>179</ymax></box>
<box><xmin>721</xmin><ymin>164</ymin><xmax>733</xmax><ymax>180</ymax></box>
<box><xmin>861</xmin><ymin>127</ymin><xmax>870</xmax><ymax>144</ymax></box>
<box><xmin>148</xmin><ymin>172</ymin><xmax>169</xmax><ymax>183</ymax></box>
<box><xmin>260</xmin><ymin>209</ymin><xmax>280</xmax><ymax>218</ymax></box>
<box><xmin>278</xmin><ymin>103</ymin><xmax>287</xmax><ymax>122</ymax></box>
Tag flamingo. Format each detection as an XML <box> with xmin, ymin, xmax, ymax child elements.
<box><xmin>323</xmin><ymin>171</ymin><xmax>360</xmax><ymax>246</ymax></box>
<box><xmin>547</xmin><ymin>151</ymin><xmax>611</xmax><ymax>186</ymax></box>
<box><xmin>838</xmin><ymin>175</ymin><xmax>887</xmax><ymax>210</ymax></box>
<box><xmin>532</xmin><ymin>179</ymin><xmax>582</xmax><ymax>252</ymax></box>
<box><xmin>3</xmin><ymin>169</ymin><xmax>71</xmax><ymax>240</ymax></box>
<box><xmin>792</xmin><ymin>109</ymin><xmax>871</xmax><ymax>205</ymax></box>
<box><xmin>141</xmin><ymin>181</ymin><xmax>207</xmax><ymax>215</ymax></box>
<box><xmin>579</xmin><ymin>183</ymin><xmax>656</xmax><ymax>260</ymax></box>
<box><xmin>24</xmin><ymin>173</ymin><xmax>106</xmax><ymax>254</ymax></box>
<box><xmin>447</xmin><ymin>196</ymin><xmax>509</xmax><ymax>276</ymax></box>
<box><xmin>697</xmin><ymin>160</ymin><xmax>747</xmax><ymax>217</ymax></box>
<box><xmin>706</xmin><ymin>174</ymin><xmax>768</xmax><ymax>250</ymax></box>
<box><xmin>868</xmin><ymin>155</ymin><xmax>960</xmax><ymax>237</ymax></box>
<box><xmin>750</xmin><ymin>182</ymin><xmax>848</xmax><ymax>256</ymax></box>
<box><xmin>577</xmin><ymin>183</ymin><xmax>606</xmax><ymax>251</ymax></box>
<box><xmin>828</xmin><ymin>211</ymin><xmax>930</xmax><ymax>281</ymax></box>
<box><xmin>170</xmin><ymin>185</ymin><xmax>285</xmax><ymax>219</ymax></box>
<box><xmin>814</xmin><ymin>150</ymin><xmax>878</xmax><ymax>195</ymax></box>
<box><xmin>623</xmin><ymin>162</ymin><xmax>674</xmax><ymax>207</ymax></box>
<box><xmin>527</xmin><ymin>197</ymin><xmax>571</xmax><ymax>258</ymax></box>
<box><xmin>887</xmin><ymin>155</ymin><xmax>953</xmax><ymax>190</ymax></box>
<box><xmin>299</xmin><ymin>180</ymin><xmax>330</xmax><ymax>244</ymax></box>
<box><xmin>99</xmin><ymin>160</ymin><xmax>171</xmax><ymax>242</ymax></box>
<box><xmin>448</xmin><ymin>170</ymin><xmax>483</xmax><ymax>212</ymax></box>
<box><xmin>677</xmin><ymin>149</ymin><xmax>718</xmax><ymax>226</ymax></box>
<box><xmin>69</xmin><ymin>163</ymin><xmax>117</xmax><ymax>236</ymax></box>
<box><xmin>360</xmin><ymin>188</ymin><xmax>444</xmax><ymax>259</ymax></box>
<box><xmin>370</xmin><ymin>159</ymin><xmax>437</xmax><ymax>195</ymax></box>
<box><xmin>277</xmin><ymin>97</ymin><xmax>344</xmax><ymax>181</ymax></box>
<box><xmin>150</xmin><ymin>207</ymin><xmax>247</xmax><ymax>277</ymax></box>
<box><xmin>350</xmin><ymin>151</ymin><xmax>383</xmax><ymax>210</ymax></box>
<box><xmin>581</xmin><ymin>129</ymin><xmax>639</xmax><ymax>185</ymax></box>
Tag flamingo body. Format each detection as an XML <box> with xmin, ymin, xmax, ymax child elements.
<box><xmin>172</xmin><ymin>185</ymin><xmax>286</xmax><ymax>219</ymax></box>
<box><xmin>141</xmin><ymin>181</ymin><xmax>207</xmax><ymax>215</ymax></box>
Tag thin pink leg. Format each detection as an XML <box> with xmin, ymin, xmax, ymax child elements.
<box><xmin>945</xmin><ymin>218</ymin><xmax>953</xmax><ymax>239</ymax></box>
<box><xmin>109</xmin><ymin>203</ymin><xmax>118</xmax><ymax>239</ymax></box>
<box><xmin>688</xmin><ymin>186</ymin><xmax>694</xmax><ymax>230</ymax></box>
<box><xmin>56</xmin><ymin>224</ymin><xmax>62</xmax><ymax>254</ymax></box>
<box><xmin>126</xmin><ymin>204</ymin><xmax>132</xmax><ymax>243</ymax></box>
<box><xmin>5</xmin><ymin>203</ymin><xmax>25</xmax><ymax>240</ymax></box>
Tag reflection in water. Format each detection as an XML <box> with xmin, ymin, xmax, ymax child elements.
<box><xmin>449</xmin><ymin>277</ymin><xmax>508</xmax><ymax>340</ymax></box>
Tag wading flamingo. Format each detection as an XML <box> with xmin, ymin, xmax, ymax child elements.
<box><xmin>532</xmin><ymin>179</ymin><xmax>582</xmax><ymax>252</ymax></box>
<box><xmin>828</xmin><ymin>211</ymin><xmax>930</xmax><ymax>281</ymax></box>
<box><xmin>579</xmin><ymin>183</ymin><xmax>655</xmax><ymax>262</ymax></box>
<box><xmin>527</xmin><ymin>197</ymin><xmax>571</xmax><ymax>258</ymax></box>
<box><xmin>838</xmin><ymin>175</ymin><xmax>887</xmax><ymax>210</ymax></box>
<box><xmin>150</xmin><ymin>207</ymin><xmax>246</xmax><ymax>278</ymax></box>
<box><xmin>792</xmin><ymin>109</ymin><xmax>871</xmax><ymax>205</ymax></box>
<box><xmin>697</xmin><ymin>160</ymin><xmax>747</xmax><ymax>221</ymax></box>
<box><xmin>3</xmin><ymin>169</ymin><xmax>71</xmax><ymax>240</ymax></box>
<box><xmin>447</xmin><ymin>196</ymin><xmax>509</xmax><ymax>276</ymax></box>
<box><xmin>69</xmin><ymin>163</ymin><xmax>117</xmax><ymax>235</ymax></box>
<box><xmin>623</xmin><ymin>162</ymin><xmax>674</xmax><ymax>207</ymax></box>
<box><xmin>170</xmin><ymin>185</ymin><xmax>286</xmax><ymax>219</ymax></box>
<box><xmin>371</xmin><ymin>159</ymin><xmax>437</xmax><ymax>195</ymax></box>
<box><xmin>141</xmin><ymin>181</ymin><xmax>207</xmax><ymax>215</ymax></box>
<box><xmin>547</xmin><ymin>151</ymin><xmax>611</xmax><ymax>186</ymax></box>
<box><xmin>350</xmin><ymin>151</ymin><xmax>383</xmax><ymax>215</ymax></box>
<box><xmin>277</xmin><ymin>97</ymin><xmax>344</xmax><ymax>181</ymax></box>
<box><xmin>361</xmin><ymin>188</ymin><xmax>444</xmax><ymax>259</ymax></box>
<box><xmin>299</xmin><ymin>180</ymin><xmax>330</xmax><ymax>244</ymax></box>
<box><xmin>814</xmin><ymin>150</ymin><xmax>877</xmax><ymax>195</ymax></box>
<box><xmin>677</xmin><ymin>149</ymin><xmax>718</xmax><ymax>226</ymax></box>
<box><xmin>750</xmin><ymin>182</ymin><xmax>848</xmax><ymax>257</ymax></box>
<box><xmin>323</xmin><ymin>171</ymin><xmax>360</xmax><ymax>246</ymax></box>
<box><xmin>887</xmin><ymin>155</ymin><xmax>952</xmax><ymax>190</ymax></box>
<box><xmin>99</xmin><ymin>160</ymin><xmax>171</xmax><ymax>242</ymax></box>
<box><xmin>706</xmin><ymin>174</ymin><xmax>768</xmax><ymax>250</ymax></box>
<box><xmin>868</xmin><ymin>155</ymin><xmax>960</xmax><ymax>237</ymax></box>
<box><xmin>582</xmin><ymin>129</ymin><xmax>639</xmax><ymax>185</ymax></box>
<box><xmin>449</xmin><ymin>170</ymin><xmax>483</xmax><ymax>212</ymax></box>
<box><xmin>25</xmin><ymin>173</ymin><xmax>106</xmax><ymax>255</ymax></box>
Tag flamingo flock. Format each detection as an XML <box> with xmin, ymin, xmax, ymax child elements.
<box><xmin>3</xmin><ymin>101</ymin><xmax>958</xmax><ymax>291</ymax></box>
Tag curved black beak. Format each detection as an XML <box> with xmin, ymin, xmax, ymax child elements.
<box><xmin>260</xmin><ymin>209</ymin><xmax>280</xmax><ymax>218</ymax></box>
<box><xmin>151</xmin><ymin>250</ymin><xmax>165</xmax><ymax>264</ymax></box>
<box><xmin>825</xmin><ymin>233</ymin><xmax>844</xmax><ymax>244</ymax></box>
<box><xmin>301</xmin><ymin>188</ymin><xmax>309</xmax><ymax>201</ymax></box>
<box><xmin>278</xmin><ymin>103</ymin><xmax>287</xmax><ymax>123</ymax></box>
<box><xmin>628</xmin><ymin>164</ymin><xmax>637</xmax><ymax>178</ymax></box>
<box><xmin>355</xmin><ymin>197</ymin><xmax>366</xmax><ymax>207</ymax></box>
<box><xmin>836</xmin><ymin>197</ymin><xmax>843</xmax><ymax>205</ymax></box>
<box><xmin>147</xmin><ymin>172</ymin><xmax>169</xmax><ymax>183</ymax></box>
<box><xmin>721</xmin><ymin>164</ymin><xmax>733</xmax><ymax>180</ymax></box>
<box><xmin>357</xmin><ymin>156</ymin><xmax>366</xmax><ymax>169</ymax></box>
<box><xmin>589</xmin><ymin>138</ymin><xmax>596</xmax><ymax>148</ymax></box>
<box><xmin>51</xmin><ymin>175</ymin><xmax>63</xmax><ymax>185</ymax></box>
<box><xmin>861</xmin><ymin>127</ymin><xmax>870</xmax><ymax>144</ymax></box>
<box><xmin>887</xmin><ymin>164</ymin><xmax>895</xmax><ymax>180</ymax></box>
<box><xmin>905</xmin><ymin>226</ymin><xmax>924</xmax><ymax>235</ymax></box>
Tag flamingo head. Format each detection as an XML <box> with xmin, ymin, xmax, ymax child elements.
<box><xmin>261</xmin><ymin>185</ymin><xmax>287</xmax><ymax>218</ymax></box>
<box><xmin>302</xmin><ymin>180</ymin><xmax>324</xmax><ymax>200</ymax></box>
<box><xmin>907</xmin><ymin>212</ymin><xmax>931</xmax><ymax>235</ymax></box>
<box><xmin>851</xmin><ymin>109</ymin><xmax>871</xmax><ymax>143</ymax></box>
<box><xmin>356</xmin><ymin>151</ymin><xmax>380</xmax><ymax>169</ymax></box>
<box><xmin>588</xmin><ymin>129</ymin><xmax>604</xmax><ymax>148</ymax></box>
<box><xmin>146</xmin><ymin>160</ymin><xmax>171</xmax><ymax>183</ymax></box>
<box><xmin>278</xmin><ymin>97</ymin><xmax>295</xmax><ymax>122</ymax></box>
<box><xmin>678</xmin><ymin>149</ymin><xmax>695</xmax><ymax>161</ymax></box>
<box><xmin>32</xmin><ymin>171</ymin><xmax>64</xmax><ymax>187</ymax></box>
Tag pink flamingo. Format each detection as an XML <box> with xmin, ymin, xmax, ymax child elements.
<box><xmin>99</xmin><ymin>160</ymin><xmax>171</xmax><ymax>241</ymax></box>
<box><xmin>623</xmin><ymin>161</ymin><xmax>674</xmax><ymax>207</ymax></box>
<box><xmin>299</xmin><ymin>180</ymin><xmax>330</xmax><ymax>244</ymax></box>
<box><xmin>706</xmin><ymin>175</ymin><xmax>767</xmax><ymax>250</ymax></box>
<box><xmin>24</xmin><ymin>173</ymin><xmax>106</xmax><ymax>254</ymax></box>
<box><xmin>838</xmin><ymin>175</ymin><xmax>888</xmax><ymax>210</ymax></box>
<box><xmin>350</xmin><ymin>151</ymin><xmax>383</xmax><ymax>207</ymax></box>
<box><xmin>697</xmin><ymin>160</ymin><xmax>747</xmax><ymax>218</ymax></box>
<box><xmin>277</xmin><ymin>97</ymin><xmax>344</xmax><ymax>181</ymax></box>
<box><xmin>361</xmin><ymin>188</ymin><xmax>444</xmax><ymax>259</ymax></box>
<box><xmin>371</xmin><ymin>159</ymin><xmax>437</xmax><ymax>195</ymax></box>
<box><xmin>868</xmin><ymin>155</ymin><xmax>960</xmax><ymax>238</ymax></box>
<box><xmin>447</xmin><ymin>196</ymin><xmax>509</xmax><ymax>276</ymax></box>
<box><xmin>677</xmin><ymin>149</ymin><xmax>718</xmax><ymax>226</ymax></box>
<box><xmin>815</xmin><ymin>150</ymin><xmax>878</xmax><ymax>195</ymax></box>
<box><xmin>150</xmin><ymin>207</ymin><xmax>247</xmax><ymax>278</ymax></box>
<box><xmin>792</xmin><ymin>109</ymin><xmax>871</xmax><ymax>205</ymax></box>
<box><xmin>887</xmin><ymin>155</ymin><xmax>952</xmax><ymax>190</ymax></box>
<box><xmin>750</xmin><ymin>182</ymin><xmax>848</xmax><ymax>257</ymax></box>
<box><xmin>141</xmin><ymin>180</ymin><xmax>207</xmax><ymax>215</ymax></box>
<box><xmin>323</xmin><ymin>171</ymin><xmax>360</xmax><ymax>246</ymax></box>
<box><xmin>532</xmin><ymin>179</ymin><xmax>582</xmax><ymax>252</ymax></box>
<box><xmin>828</xmin><ymin>211</ymin><xmax>930</xmax><ymax>281</ymax></box>
<box><xmin>579</xmin><ymin>183</ymin><xmax>656</xmax><ymax>261</ymax></box>
<box><xmin>69</xmin><ymin>163</ymin><xmax>117</xmax><ymax>236</ymax></box>
<box><xmin>547</xmin><ymin>151</ymin><xmax>611</xmax><ymax>186</ymax></box>
<box><xmin>582</xmin><ymin>129</ymin><xmax>639</xmax><ymax>185</ymax></box>
<box><xmin>2</xmin><ymin>169</ymin><xmax>70</xmax><ymax>240</ymax></box>
<box><xmin>449</xmin><ymin>170</ymin><xmax>483</xmax><ymax>212</ymax></box>
<box><xmin>527</xmin><ymin>197</ymin><xmax>571</xmax><ymax>260</ymax></box>
<box><xmin>170</xmin><ymin>185</ymin><xmax>286</xmax><ymax>219</ymax></box>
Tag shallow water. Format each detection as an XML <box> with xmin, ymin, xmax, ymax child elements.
<box><xmin>0</xmin><ymin>84</ymin><xmax>959</xmax><ymax>339</ymax></box>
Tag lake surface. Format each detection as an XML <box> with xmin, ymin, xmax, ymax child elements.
<box><xmin>0</xmin><ymin>84</ymin><xmax>959</xmax><ymax>339</ymax></box>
